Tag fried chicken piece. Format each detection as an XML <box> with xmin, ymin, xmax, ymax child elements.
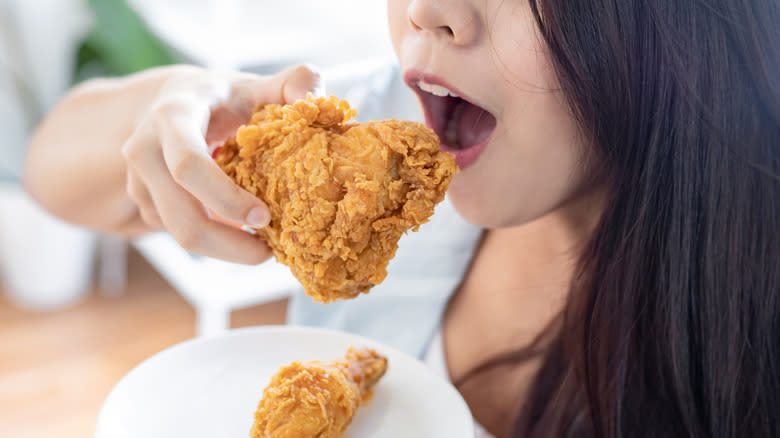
<box><xmin>215</xmin><ymin>94</ymin><xmax>457</xmax><ymax>302</ymax></box>
<box><xmin>250</xmin><ymin>347</ymin><xmax>388</xmax><ymax>438</ymax></box>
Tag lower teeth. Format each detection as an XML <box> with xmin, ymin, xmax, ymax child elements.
<box><xmin>445</xmin><ymin>101</ymin><xmax>465</xmax><ymax>148</ymax></box>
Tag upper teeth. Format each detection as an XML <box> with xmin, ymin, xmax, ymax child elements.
<box><xmin>417</xmin><ymin>80</ymin><xmax>459</xmax><ymax>98</ymax></box>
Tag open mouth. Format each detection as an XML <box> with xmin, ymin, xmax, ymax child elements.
<box><xmin>406</xmin><ymin>74</ymin><xmax>497</xmax><ymax>157</ymax></box>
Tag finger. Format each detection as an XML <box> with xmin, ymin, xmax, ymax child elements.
<box><xmin>140</xmin><ymin>152</ymin><xmax>274</xmax><ymax>264</ymax></box>
<box><xmin>128</xmin><ymin>172</ymin><xmax>164</xmax><ymax>229</ymax></box>
<box><xmin>206</xmin><ymin>65</ymin><xmax>324</xmax><ymax>152</ymax></box>
<box><xmin>138</xmin><ymin>206</ymin><xmax>164</xmax><ymax>230</ymax></box>
<box><xmin>301</xmin><ymin>64</ymin><xmax>326</xmax><ymax>97</ymax></box>
<box><xmin>153</xmin><ymin>99</ymin><xmax>271</xmax><ymax>227</ymax></box>
<box><xmin>233</xmin><ymin>64</ymin><xmax>324</xmax><ymax>106</ymax></box>
<box><xmin>123</xmin><ymin>129</ymin><xmax>165</xmax><ymax>231</ymax></box>
<box><xmin>281</xmin><ymin>64</ymin><xmax>324</xmax><ymax>103</ymax></box>
<box><xmin>126</xmin><ymin>169</ymin><xmax>155</xmax><ymax>215</ymax></box>
<box><xmin>118</xmin><ymin>215</ymin><xmax>158</xmax><ymax>238</ymax></box>
<box><xmin>205</xmin><ymin>103</ymin><xmax>246</xmax><ymax>148</ymax></box>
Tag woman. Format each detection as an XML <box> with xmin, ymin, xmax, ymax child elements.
<box><xmin>25</xmin><ymin>0</ymin><xmax>778</xmax><ymax>436</ymax></box>
<box><xmin>390</xmin><ymin>1</ymin><xmax>777</xmax><ymax>436</ymax></box>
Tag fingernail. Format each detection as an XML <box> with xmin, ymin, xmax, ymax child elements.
<box><xmin>246</xmin><ymin>207</ymin><xmax>269</xmax><ymax>227</ymax></box>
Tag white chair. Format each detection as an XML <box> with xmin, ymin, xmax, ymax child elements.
<box><xmin>133</xmin><ymin>233</ymin><xmax>300</xmax><ymax>336</ymax></box>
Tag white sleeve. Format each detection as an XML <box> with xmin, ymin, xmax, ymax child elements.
<box><xmin>0</xmin><ymin>0</ymin><xmax>91</xmax><ymax>179</ymax></box>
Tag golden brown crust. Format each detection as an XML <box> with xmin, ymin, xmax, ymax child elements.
<box><xmin>249</xmin><ymin>347</ymin><xmax>388</xmax><ymax>438</ymax></box>
<box><xmin>215</xmin><ymin>95</ymin><xmax>456</xmax><ymax>302</ymax></box>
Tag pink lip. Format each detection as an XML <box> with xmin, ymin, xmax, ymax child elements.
<box><xmin>403</xmin><ymin>69</ymin><xmax>495</xmax><ymax>169</ymax></box>
<box><xmin>438</xmin><ymin>135</ymin><xmax>493</xmax><ymax>169</ymax></box>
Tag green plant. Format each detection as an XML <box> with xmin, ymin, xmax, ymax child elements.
<box><xmin>74</xmin><ymin>0</ymin><xmax>176</xmax><ymax>83</ymax></box>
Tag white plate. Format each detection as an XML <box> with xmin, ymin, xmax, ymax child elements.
<box><xmin>96</xmin><ymin>326</ymin><xmax>475</xmax><ymax>438</ymax></box>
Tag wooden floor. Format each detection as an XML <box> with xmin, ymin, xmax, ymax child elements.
<box><xmin>0</xmin><ymin>250</ymin><xmax>287</xmax><ymax>438</ymax></box>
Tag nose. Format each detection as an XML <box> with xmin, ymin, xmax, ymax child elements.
<box><xmin>408</xmin><ymin>0</ymin><xmax>480</xmax><ymax>46</ymax></box>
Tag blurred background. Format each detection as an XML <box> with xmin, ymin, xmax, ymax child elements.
<box><xmin>0</xmin><ymin>1</ymin><xmax>402</xmax><ymax>437</ymax></box>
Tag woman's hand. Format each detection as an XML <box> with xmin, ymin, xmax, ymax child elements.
<box><xmin>26</xmin><ymin>63</ymin><xmax>320</xmax><ymax>264</ymax></box>
<box><xmin>120</xmin><ymin>65</ymin><xmax>321</xmax><ymax>264</ymax></box>
<box><xmin>122</xmin><ymin>67</ymin><xmax>318</xmax><ymax>264</ymax></box>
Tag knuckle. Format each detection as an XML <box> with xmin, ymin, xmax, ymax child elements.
<box><xmin>121</xmin><ymin>121</ymin><xmax>158</xmax><ymax>163</ymax></box>
<box><xmin>125</xmin><ymin>177</ymin><xmax>145</xmax><ymax>203</ymax></box>
<box><xmin>290</xmin><ymin>64</ymin><xmax>312</xmax><ymax>77</ymax></box>
<box><xmin>170</xmin><ymin>152</ymin><xmax>203</xmax><ymax>184</ymax></box>
<box><xmin>151</xmin><ymin>98</ymin><xmax>189</xmax><ymax>120</ymax></box>
<box><xmin>139</xmin><ymin>208</ymin><xmax>160</xmax><ymax>227</ymax></box>
<box><xmin>121</xmin><ymin>134</ymin><xmax>144</xmax><ymax>162</ymax></box>
<box><xmin>125</xmin><ymin>181</ymin><xmax>141</xmax><ymax>201</ymax></box>
<box><xmin>240</xmin><ymin>246</ymin><xmax>272</xmax><ymax>265</ymax></box>
<box><xmin>282</xmin><ymin>65</ymin><xmax>315</xmax><ymax>89</ymax></box>
<box><xmin>215</xmin><ymin>185</ymin><xmax>250</xmax><ymax>217</ymax></box>
<box><xmin>173</xmin><ymin>227</ymin><xmax>202</xmax><ymax>253</ymax></box>
<box><xmin>254</xmin><ymin>250</ymin><xmax>273</xmax><ymax>264</ymax></box>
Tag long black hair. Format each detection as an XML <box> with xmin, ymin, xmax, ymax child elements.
<box><xmin>490</xmin><ymin>1</ymin><xmax>780</xmax><ymax>436</ymax></box>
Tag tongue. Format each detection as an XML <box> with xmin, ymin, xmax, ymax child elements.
<box><xmin>456</xmin><ymin>102</ymin><xmax>496</xmax><ymax>149</ymax></box>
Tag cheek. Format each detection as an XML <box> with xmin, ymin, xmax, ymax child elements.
<box><xmin>387</xmin><ymin>0</ymin><xmax>411</xmax><ymax>57</ymax></box>
<box><xmin>448</xmin><ymin>27</ymin><xmax>590</xmax><ymax>227</ymax></box>
<box><xmin>490</xmin><ymin>5</ymin><xmax>560</xmax><ymax>93</ymax></box>
<box><xmin>448</xmin><ymin>122</ymin><xmax>588</xmax><ymax>229</ymax></box>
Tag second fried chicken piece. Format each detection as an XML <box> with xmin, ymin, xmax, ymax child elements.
<box><xmin>250</xmin><ymin>347</ymin><xmax>388</xmax><ymax>438</ymax></box>
<box><xmin>216</xmin><ymin>94</ymin><xmax>457</xmax><ymax>302</ymax></box>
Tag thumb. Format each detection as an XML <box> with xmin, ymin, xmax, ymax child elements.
<box><xmin>229</xmin><ymin>64</ymin><xmax>326</xmax><ymax>110</ymax></box>
<box><xmin>280</xmin><ymin>64</ymin><xmax>325</xmax><ymax>103</ymax></box>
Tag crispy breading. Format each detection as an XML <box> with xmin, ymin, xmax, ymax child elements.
<box><xmin>250</xmin><ymin>347</ymin><xmax>388</xmax><ymax>438</ymax></box>
<box><xmin>216</xmin><ymin>95</ymin><xmax>456</xmax><ymax>302</ymax></box>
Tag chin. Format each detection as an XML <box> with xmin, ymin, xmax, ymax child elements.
<box><xmin>447</xmin><ymin>173</ymin><xmax>558</xmax><ymax>229</ymax></box>
<box><xmin>447</xmin><ymin>179</ymin><xmax>514</xmax><ymax>229</ymax></box>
